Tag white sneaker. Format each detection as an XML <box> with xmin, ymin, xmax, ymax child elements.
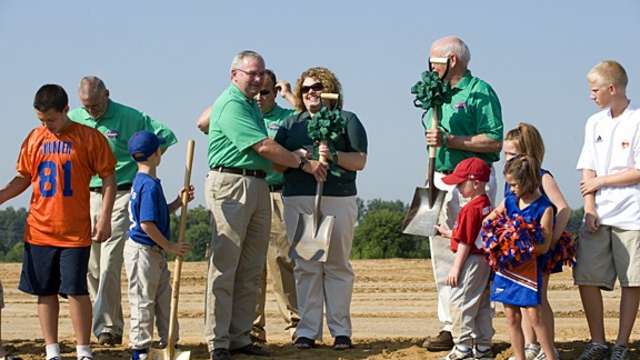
<box><xmin>473</xmin><ymin>345</ymin><xmax>494</xmax><ymax>359</ymax></box>
<box><xmin>508</xmin><ymin>343</ymin><xmax>541</xmax><ymax>360</ymax></box>
<box><xmin>534</xmin><ymin>347</ymin><xmax>559</xmax><ymax>360</ymax></box>
<box><xmin>443</xmin><ymin>346</ymin><xmax>474</xmax><ymax>360</ymax></box>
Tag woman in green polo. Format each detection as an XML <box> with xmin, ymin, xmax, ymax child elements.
<box><xmin>274</xmin><ymin>67</ymin><xmax>368</xmax><ymax>351</ymax></box>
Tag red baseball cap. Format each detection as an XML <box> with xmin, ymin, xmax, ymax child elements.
<box><xmin>441</xmin><ymin>157</ymin><xmax>491</xmax><ymax>185</ymax></box>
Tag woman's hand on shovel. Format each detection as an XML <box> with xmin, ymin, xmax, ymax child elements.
<box><xmin>303</xmin><ymin>160</ymin><xmax>327</xmax><ymax>182</ymax></box>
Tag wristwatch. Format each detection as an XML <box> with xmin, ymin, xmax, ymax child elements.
<box><xmin>298</xmin><ymin>156</ymin><xmax>309</xmax><ymax>170</ymax></box>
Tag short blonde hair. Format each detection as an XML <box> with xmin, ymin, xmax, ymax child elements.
<box><xmin>587</xmin><ymin>60</ymin><xmax>628</xmax><ymax>89</ymax></box>
<box><xmin>293</xmin><ymin>67</ymin><xmax>343</xmax><ymax>112</ymax></box>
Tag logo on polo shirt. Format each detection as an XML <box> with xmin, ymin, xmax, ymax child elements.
<box><xmin>622</xmin><ymin>140</ymin><xmax>630</xmax><ymax>149</ymax></box>
<box><xmin>105</xmin><ymin>129</ymin><xmax>119</xmax><ymax>139</ymax></box>
<box><xmin>596</xmin><ymin>135</ymin><xmax>603</xmax><ymax>142</ymax></box>
<box><xmin>454</xmin><ymin>102</ymin><xmax>467</xmax><ymax>111</ymax></box>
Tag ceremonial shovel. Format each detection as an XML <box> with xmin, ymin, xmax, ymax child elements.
<box><xmin>402</xmin><ymin>106</ymin><xmax>446</xmax><ymax>237</ymax></box>
<box><xmin>149</xmin><ymin>140</ymin><xmax>194</xmax><ymax>360</ymax></box>
<box><xmin>290</xmin><ymin>93</ymin><xmax>339</xmax><ymax>262</ymax></box>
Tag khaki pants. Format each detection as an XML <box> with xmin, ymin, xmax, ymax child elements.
<box><xmin>449</xmin><ymin>254</ymin><xmax>493</xmax><ymax>347</ymax></box>
<box><xmin>429</xmin><ymin>169</ymin><xmax>497</xmax><ymax>332</ymax></box>
<box><xmin>203</xmin><ymin>171</ymin><xmax>270</xmax><ymax>351</ymax></box>
<box><xmin>252</xmin><ymin>192</ymin><xmax>299</xmax><ymax>341</ymax></box>
<box><xmin>282</xmin><ymin>195</ymin><xmax>357</xmax><ymax>340</ymax></box>
<box><xmin>88</xmin><ymin>190</ymin><xmax>131</xmax><ymax>338</ymax></box>
<box><xmin>123</xmin><ymin>240</ymin><xmax>176</xmax><ymax>349</ymax></box>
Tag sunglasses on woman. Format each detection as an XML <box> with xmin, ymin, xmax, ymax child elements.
<box><xmin>301</xmin><ymin>82</ymin><xmax>324</xmax><ymax>93</ymax></box>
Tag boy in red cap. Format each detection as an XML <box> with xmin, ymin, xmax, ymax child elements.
<box><xmin>436</xmin><ymin>157</ymin><xmax>494</xmax><ymax>360</ymax></box>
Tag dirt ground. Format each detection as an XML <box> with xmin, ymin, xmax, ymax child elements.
<box><xmin>1</xmin><ymin>260</ymin><xmax>639</xmax><ymax>359</ymax></box>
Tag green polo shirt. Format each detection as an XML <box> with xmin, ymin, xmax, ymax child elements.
<box><xmin>207</xmin><ymin>84</ymin><xmax>270</xmax><ymax>172</ymax></box>
<box><xmin>275</xmin><ymin>110</ymin><xmax>368</xmax><ymax>197</ymax></box>
<box><xmin>421</xmin><ymin>70</ymin><xmax>503</xmax><ymax>172</ymax></box>
<box><xmin>263</xmin><ymin>105</ymin><xmax>295</xmax><ymax>186</ymax></box>
<box><xmin>68</xmin><ymin>99</ymin><xmax>177</xmax><ymax>187</ymax></box>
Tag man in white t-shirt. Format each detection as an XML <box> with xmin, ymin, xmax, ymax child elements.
<box><xmin>575</xmin><ymin>60</ymin><xmax>640</xmax><ymax>360</ymax></box>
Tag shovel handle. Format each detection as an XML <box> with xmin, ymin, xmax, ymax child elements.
<box><xmin>428</xmin><ymin>106</ymin><xmax>441</xmax><ymax>159</ymax></box>
<box><xmin>167</xmin><ymin>139</ymin><xmax>195</xmax><ymax>357</ymax></box>
<box><xmin>319</xmin><ymin>140</ymin><xmax>329</xmax><ymax>165</ymax></box>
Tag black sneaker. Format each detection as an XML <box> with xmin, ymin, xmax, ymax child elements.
<box><xmin>210</xmin><ymin>348</ymin><xmax>231</xmax><ymax>360</ymax></box>
<box><xmin>333</xmin><ymin>336</ymin><xmax>353</xmax><ymax>350</ymax></box>
<box><xmin>231</xmin><ymin>343</ymin><xmax>270</xmax><ymax>357</ymax></box>
<box><xmin>422</xmin><ymin>330</ymin><xmax>454</xmax><ymax>352</ymax></box>
<box><xmin>97</xmin><ymin>332</ymin><xmax>123</xmax><ymax>346</ymax></box>
<box><xmin>294</xmin><ymin>337</ymin><xmax>315</xmax><ymax>350</ymax></box>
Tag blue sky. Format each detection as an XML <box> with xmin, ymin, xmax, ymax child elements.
<box><xmin>0</xmin><ymin>0</ymin><xmax>639</xmax><ymax>209</ymax></box>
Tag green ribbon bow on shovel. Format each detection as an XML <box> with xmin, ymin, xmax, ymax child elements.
<box><xmin>307</xmin><ymin>107</ymin><xmax>346</xmax><ymax>177</ymax></box>
<box><xmin>411</xmin><ymin>70</ymin><xmax>454</xmax><ymax>111</ymax></box>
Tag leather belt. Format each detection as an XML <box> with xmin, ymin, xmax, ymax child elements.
<box><xmin>90</xmin><ymin>183</ymin><xmax>132</xmax><ymax>192</ymax></box>
<box><xmin>212</xmin><ymin>166</ymin><xmax>266</xmax><ymax>179</ymax></box>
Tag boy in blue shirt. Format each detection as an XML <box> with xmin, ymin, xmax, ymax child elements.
<box><xmin>124</xmin><ymin>131</ymin><xmax>193</xmax><ymax>360</ymax></box>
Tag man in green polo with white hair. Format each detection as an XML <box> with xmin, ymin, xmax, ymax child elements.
<box><xmin>203</xmin><ymin>50</ymin><xmax>326</xmax><ymax>360</ymax></box>
<box><xmin>68</xmin><ymin>76</ymin><xmax>177</xmax><ymax>346</ymax></box>
<box><xmin>421</xmin><ymin>36</ymin><xmax>503</xmax><ymax>359</ymax></box>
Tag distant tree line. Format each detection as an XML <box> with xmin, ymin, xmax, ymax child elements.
<box><xmin>0</xmin><ymin>203</ymin><xmax>587</xmax><ymax>262</ymax></box>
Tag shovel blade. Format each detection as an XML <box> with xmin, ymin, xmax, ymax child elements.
<box><xmin>292</xmin><ymin>212</ymin><xmax>335</xmax><ymax>262</ymax></box>
<box><xmin>149</xmin><ymin>348</ymin><xmax>191</xmax><ymax>360</ymax></box>
<box><xmin>402</xmin><ymin>186</ymin><xmax>446</xmax><ymax>237</ymax></box>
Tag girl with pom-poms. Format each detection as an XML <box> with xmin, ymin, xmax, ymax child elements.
<box><xmin>483</xmin><ymin>155</ymin><xmax>557</xmax><ymax>360</ymax></box>
<box><xmin>503</xmin><ymin>123</ymin><xmax>573</xmax><ymax>360</ymax></box>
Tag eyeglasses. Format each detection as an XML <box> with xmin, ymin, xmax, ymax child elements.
<box><xmin>234</xmin><ymin>68</ymin><xmax>265</xmax><ymax>78</ymax></box>
<box><xmin>301</xmin><ymin>82</ymin><xmax>324</xmax><ymax>93</ymax></box>
<box><xmin>258</xmin><ymin>89</ymin><xmax>271</xmax><ymax>96</ymax></box>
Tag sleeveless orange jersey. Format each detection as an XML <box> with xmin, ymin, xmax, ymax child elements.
<box><xmin>16</xmin><ymin>122</ymin><xmax>116</xmax><ymax>248</ymax></box>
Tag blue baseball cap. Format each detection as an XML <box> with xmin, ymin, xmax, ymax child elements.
<box><xmin>128</xmin><ymin>131</ymin><xmax>164</xmax><ymax>161</ymax></box>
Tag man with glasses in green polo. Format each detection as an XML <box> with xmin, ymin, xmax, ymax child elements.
<box><xmin>202</xmin><ymin>50</ymin><xmax>326</xmax><ymax>360</ymax></box>
<box><xmin>68</xmin><ymin>76</ymin><xmax>177</xmax><ymax>347</ymax></box>
<box><xmin>196</xmin><ymin>69</ymin><xmax>300</xmax><ymax>344</ymax></box>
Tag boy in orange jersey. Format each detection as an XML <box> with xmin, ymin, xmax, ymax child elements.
<box><xmin>0</xmin><ymin>84</ymin><xmax>116</xmax><ymax>360</ymax></box>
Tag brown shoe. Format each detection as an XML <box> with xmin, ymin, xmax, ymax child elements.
<box><xmin>421</xmin><ymin>330</ymin><xmax>454</xmax><ymax>352</ymax></box>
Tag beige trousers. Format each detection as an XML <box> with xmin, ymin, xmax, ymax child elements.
<box><xmin>449</xmin><ymin>254</ymin><xmax>494</xmax><ymax>347</ymax></box>
<box><xmin>88</xmin><ymin>190</ymin><xmax>131</xmax><ymax>338</ymax></box>
<box><xmin>282</xmin><ymin>195</ymin><xmax>357</xmax><ymax>340</ymax></box>
<box><xmin>252</xmin><ymin>192</ymin><xmax>299</xmax><ymax>341</ymax></box>
<box><xmin>123</xmin><ymin>240</ymin><xmax>176</xmax><ymax>349</ymax></box>
<box><xmin>203</xmin><ymin>171</ymin><xmax>270</xmax><ymax>351</ymax></box>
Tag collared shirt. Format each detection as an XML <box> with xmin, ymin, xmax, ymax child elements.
<box><xmin>576</xmin><ymin>104</ymin><xmax>640</xmax><ymax>230</ymax></box>
<box><xmin>207</xmin><ymin>84</ymin><xmax>270</xmax><ymax>171</ymax></box>
<box><xmin>128</xmin><ymin>172</ymin><xmax>170</xmax><ymax>247</ymax></box>
<box><xmin>422</xmin><ymin>70</ymin><xmax>503</xmax><ymax>172</ymax></box>
<box><xmin>263</xmin><ymin>105</ymin><xmax>295</xmax><ymax>186</ymax></box>
<box><xmin>450</xmin><ymin>194</ymin><xmax>491</xmax><ymax>254</ymax></box>
<box><xmin>68</xmin><ymin>99</ymin><xmax>177</xmax><ymax>187</ymax></box>
<box><xmin>275</xmin><ymin>110</ymin><xmax>368</xmax><ymax>197</ymax></box>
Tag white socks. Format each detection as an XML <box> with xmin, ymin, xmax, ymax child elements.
<box><xmin>45</xmin><ymin>343</ymin><xmax>60</xmax><ymax>360</ymax></box>
<box><xmin>44</xmin><ymin>343</ymin><xmax>92</xmax><ymax>360</ymax></box>
<box><xmin>76</xmin><ymin>344</ymin><xmax>92</xmax><ymax>359</ymax></box>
